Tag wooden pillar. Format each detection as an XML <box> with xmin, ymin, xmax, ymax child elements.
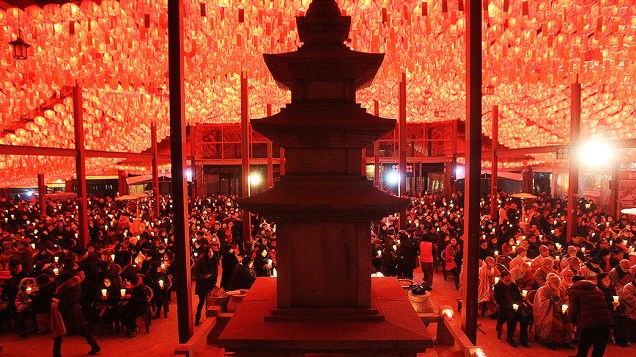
<box><xmin>610</xmin><ymin>163</ymin><xmax>619</xmax><ymax>217</ymax></box>
<box><xmin>73</xmin><ymin>85</ymin><xmax>89</xmax><ymax>249</ymax></box>
<box><xmin>151</xmin><ymin>121</ymin><xmax>160</xmax><ymax>217</ymax></box>
<box><xmin>118</xmin><ymin>170</ymin><xmax>128</xmax><ymax>196</ymax></box>
<box><xmin>241</xmin><ymin>73</ymin><xmax>252</xmax><ymax>244</ymax></box>
<box><xmin>398</xmin><ymin>73</ymin><xmax>407</xmax><ymax>229</ymax></box>
<box><xmin>461</xmin><ymin>0</ymin><xmax>482</xmax><ymax>344</ymax></box>
<box><xmin>168</xmin><ymin>0</ymin><xmax>193</xmax><ymax>342</ymax></box>
<box><xmin>522</xmin><ymin>167</ymin><xmax>533</xmax><ymax>193</ymax></box>
<box><xmin>37</xmin><ymin>173</ymin><xmax>46</xmax><ymax>217</ymax></box>
<box><xmin>373</xmin><ymin>100</ymin><xmax>380</xmax><ymax>188</ymax></box>
<box><xmin>266</xmin><ymin>104</ymin><xmax>274</xmax><ymax>188</ymax></box>
<box><xmin>567</xmin><ymin>82</ymin><xmax>581</xmax><ymax>242</ymax></box>
<box><xmin>280</xmin><ymin>148</ymin><xmax>286</xmax><ymax>176</ymax></box>
<box><xmin>190</xmin><ymin>125</ymin><xmax>197</xmax><ymax>203</ymax></box>
<box><xmin>65</xmin><ymin>179</ymin><xmax>73</xmax><ymax>193</ymax></box>
<box><xmin>490</xmin><ymin>105</ymin><xmax>499</xmax><ymax>220</ymax></box>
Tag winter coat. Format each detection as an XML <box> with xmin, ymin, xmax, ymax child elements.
<box><xmin>54</xmin><ymin>271</ymin><xmax>87</xmax><ymax>335</ymax></box>
<box><xmin>567</xmin><ymin>279</ymin><xmax>614</xmax><ymax>330</ymax></box>
<box><xmin>620</xmin><ymin>282</ymin><xmax>636</xmax><ymax>320</ymax></box>
<box><xmin>192</xmin><ymin>253</ymin><xmax>218</xmax><ymax>295</ymax></box>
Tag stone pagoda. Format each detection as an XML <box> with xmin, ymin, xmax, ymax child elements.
<box><xmin>218</xmin><ymin>1</ymin><xmax>432</xmax><ymax>355</ymax></box>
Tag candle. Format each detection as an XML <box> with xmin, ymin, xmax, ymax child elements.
<box><xmin>111</xmin><ymin>254</ymin><xmax>115</xmax><ymax>261</ymax></box>
<box><xmin>377</xmin><ymin>250</ymin><xmax>382</xmax><ymax>256</ymax></box>
<box><xmin>120</xmin><ymin>288</ymin><xmax>126</xmax><ymax>297</ymax></box>
<box><xmin>556</xmin><ymin>243</ymin><xmax>561</xmax><ymax>249</ymax></box>
<box><xmin>613</xmin><ymin>296</ymin><xmax>619</xmax><ymax>303</ymax></box>
<box><xmin>494</xmin><ymin>277</ymin><xmax>500</xmax><ymax>284</ymax></box>
<box><xmin>101</xmin><ymin>289</ymin><xmax>108</xmax><ymax>297</ymax></box>
<box><xmin>494</xmin><ymin>250</ymin><xmax>499</xmax><ymax>256</ymax></box>
<box><xmin>522</xmin><ymin>289</ymin><xmax>528</xmax><ymax>297</ymax></box>
<box><xmin>393</xmin><ymin>244</ymin><xmax>397</xmax><ymax>251</ymax></box>
<box><xmin>30</xmin><ymin>243</ymin><xmax>35</xmax><ymax>249</ymax></box>
<box><xmin>159</xmin><ymin>280</ymin><xmax>164</xmax><ymax>288</ymax></box>
<box><xmin>442</xmin><ymin>308</ymin><xmax>454</xmax><ymax>318</ymax></box>
<box><xmin>54</xmin><ymin>256</ymin><xmax>59</xmax><ymax>263</ymax></box>
<box><xmin>513</xmin><ymin>303</ymin><xmax>519</xmax><ymax>311</ymax></box>
<box><xmin>555</xmin><ymin>255</ymin><xmax>560</xmax><ymax>261</ymax></box>
<box><xmin>581</xmin><ymin>247</ymin><xmax>586</xmax><ymax>253</ymax></box>
<box><xmin>561</xmin><ymin>304</ymin><xmax>568</xmax><ymax>314</ymax></box>
<box><xmin>53</xmin><ymin>268</ymin><xmax>59</xmax><ymax>275</ymax></box>
<box><xmin>26</xmin><ymin>287</ymin><xmax>32</xmax><ymax>294</ymax></box>
<box><xmin>512</xmin><ymin>246</ymin><xmax>516</xmax><ymax>251</ymax></box>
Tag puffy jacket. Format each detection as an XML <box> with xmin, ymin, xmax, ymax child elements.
<box><xmin>567</xmin><ymin>279</ymin><xmax>614</xmax><ymax>330</ymax></box>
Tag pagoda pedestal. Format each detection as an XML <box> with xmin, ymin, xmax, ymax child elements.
<box><xmin>218</xmin><ymin>1</ymin><xmax>432</xmax><ymax>355</ymax></box>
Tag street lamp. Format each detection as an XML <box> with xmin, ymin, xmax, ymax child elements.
<box><xmin>248</xmin><ymin>172</ymin><xmax>262</xmax><ymax>196</ymax></box>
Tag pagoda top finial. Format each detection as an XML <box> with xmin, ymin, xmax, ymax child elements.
<box><xmin>297</xmin><ymin>0</ymin><xmax>350</xmax><ymax>45</ymax></box>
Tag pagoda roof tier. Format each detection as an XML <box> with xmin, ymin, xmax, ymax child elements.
<box><xmin>251</xmin><ymin>103</ymin><xmax>395</xmax><ymax>148</ymax></box>
<box><xmin>237</xmin><ymin>175</ymin><xmax>408</xmax><ymax>222</ymax></box>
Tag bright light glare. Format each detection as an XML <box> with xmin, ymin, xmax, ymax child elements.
<box><xmin>249</xmin><ymin>173</ymin><xmax>262</xmax><ymax>186</ymax></box>
<box><xmin>454</xmin><ymin>165</ymin><xmax>464</xmax><ymax>177</ymax></box>
<box><xmin>185</xmin><ymin>169</ymin><xmax>193</xmax><ymax>182</ymax></box>
<box><xmin>577</xmin><ymin>139</ymin><xmax>613</xmax><ymax>167</ymax></box>
<box><xmin>386</xmin><ymin>171</ymin><xmax>400</xmax><ymax>185</ymax></box>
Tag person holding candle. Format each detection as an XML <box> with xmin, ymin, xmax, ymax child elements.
<box><xmin>192</xmin><ymin>246</ymin><xmax>218</xmax><ymax>326</ymax></box>
<box><xmin>533</xmin><ymin>257</ymin><xmax>556</xmax><ymax>289</ymax></box>
<box><xmin>597</xmin><ymin>273</ymin><xmax>630</xmax><ymax>347</ymax></box>
<box><xmin>143</xmin><ymin>261</ymin><xmax>170</xmax><ymax>319</ymax></box>
<box><xmin>14</xmin><ymin>277</ymin><xmax>35</xmax><ymax>337</ymax></box>
<box><xmin>533</xmin><ymin>273</ymin><xmax>574</xmax><ymax>350</ymax></box>
<box><xmin>509</xmin><ymin>246</ymin><xmax>531</xmax><ymax>270</ymax></box>
<box><xmin>116</xmin><ymin>272</ymin><xmax>148</xmax><ymax>337</ymax></box>
<box><xmin>567</xmin><ymin>276</ymin><xmax>614</xmax><ymax>357</ymax></box>
<box><xmin>494</xmin><ymin>271</ymin><xmax>530</xmax><ymax>348</ymax></box>
<box><xmin>89</xmin><ymin>275</ymin><xmax>120</xmax><ymax>331</ymax></box>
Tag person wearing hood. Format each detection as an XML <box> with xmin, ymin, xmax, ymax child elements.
<box><xmin>533</xmin><ymin>273</ymin><xmax>574</xmax><ymax>350</ymax></box>
<box><xmin>579</xmin><ymin>257</ymin><xmax>603</xmax><ymax>281</ymax></box>
<box><xmin>567</xmin><ymin>276</ymin><xmax>614</xmax><ymax>357</ymax></box>
<box><xmin>609</xmin><ymin>259</ymin><xmax>634</xmax><ymax>290</ymax></box>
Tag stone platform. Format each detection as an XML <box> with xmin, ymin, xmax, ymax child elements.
<box><xmin>218</xmin><ymin>277</ymin><xmax>433</xmax><ymax>357</ymax></box>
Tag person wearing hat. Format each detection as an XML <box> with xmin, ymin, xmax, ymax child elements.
<box><xmin>509</xmin><ymin>246</ymin><xmax>530</xmax><ymax>270</ymax></box>
<box><xmin>494</xmin><ymin>270</ymin><xmax>530</xmax><ymax>348</ymax></box>
<box><xmin>560</xmin><ymin>245</ymin><xmax>580</xmax><ymax>270</ymax></box>
<box><xmin>567</xmin><ymin>276</ymin><xmax>614</xmax><ymax>357</ymax></box>
<box><xmin>580</xmin><ymin>257</ymin><xmax>603</xmax><ymax>281</ymax></box>
<box><xmin>608</xmin><ymin>259</ymin><xmax>634</xmax><ymax>290</ymax></box>
<box><xmin>531</xmin><ymin>244</ymin><xmax>551</xmax><ymax>271</ymax></box>
<box><xmin>533</xmin><ymin>257</ymin><xmax>556</xmax><ymax>289</ymax></box>
<box><xmin>533</xmin><ymin>273</ymin><xmax>573</xmax><ymax>350</ymax></box>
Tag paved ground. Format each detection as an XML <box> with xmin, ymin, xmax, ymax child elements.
<box><xmin>0</xmin><ymin>268</ymin><xmax>629</xmax><ymax>357</ymax></box>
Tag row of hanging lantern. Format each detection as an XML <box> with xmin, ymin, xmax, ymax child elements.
<box><xmin>1</xmin><ymin>0</ymin><xmax>635</xmax><ymax>185</ymax></box>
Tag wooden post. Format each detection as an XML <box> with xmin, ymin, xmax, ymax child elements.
<box><xmin>37</xmin><ymin>173</ymin><xmax>46</xmax><ymax>217</ymax></box>
<box><xmin>168</xmin><ymin>0</ymin><xmax>193</xmax><ymax>343</ymax></box>
<box><xmin>266</xmin><ymin>104</ymin><xmax>274</xmax><ymax>188</ymax></box>
<box><xmin>373</xmin><ymin>100</ymin><xmax>380</xmax><ymax>188</ymax></box>
<box><xmin>241</xmin><ymin>73</ymin><xmax>252</xmax><ymax>244</ymax></box>
<box><xmin>567</xmin><ymin>82</ymin><xmax>581</xmax><ymax>242</ymax></box>
<box><xmin>399</xmin><ymin>73</ymin><xmax>407</xmax><ymax>229</ymax></box>
<box><xmin>151</xmin><ymin>121</ymin><xmax>160</xmax><ymax>217</ymax></box>
<box><xmin>280</xmin><ymin>148</ymin><xmax>286</xmax><ymax>176</ymax></box>
<box><xmin>461</xmin><ymin>0</ymin><xmax>482</xmax><ymax>344</ymax></box>
<box><xmin>490</xmin><ymin>105</ymin><xmax>499</xmax><ymax>221</ymax></box>
<box><xmin>73</xmin><ymin>85</ymin><xmax>89</xmax><ymax>249</ymax></box>
<box><xmin>190</xmin><ymin>125</ymin><xmax>198</xmax><ymax>203</ymax></box>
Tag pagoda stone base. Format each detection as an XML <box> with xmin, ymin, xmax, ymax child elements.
<box><xmin>218</xmin><ymin>277</ymin><xmax>433</xmax><ymax>357</ymax></box>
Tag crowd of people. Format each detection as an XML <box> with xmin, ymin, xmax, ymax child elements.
<box><xmin>370</xmin><ymin>191</ymin><xmax>636</xmax><ymax>355</ymax></box>
<box><xmin>1</xmin><ymin>190</ymin><xmax>636</xmax><ymax>356</ymax></box>
<box><xmin>0</xmin><ymin>193</ymin><xmax>263</xmax><ymax>356</ymax></box>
